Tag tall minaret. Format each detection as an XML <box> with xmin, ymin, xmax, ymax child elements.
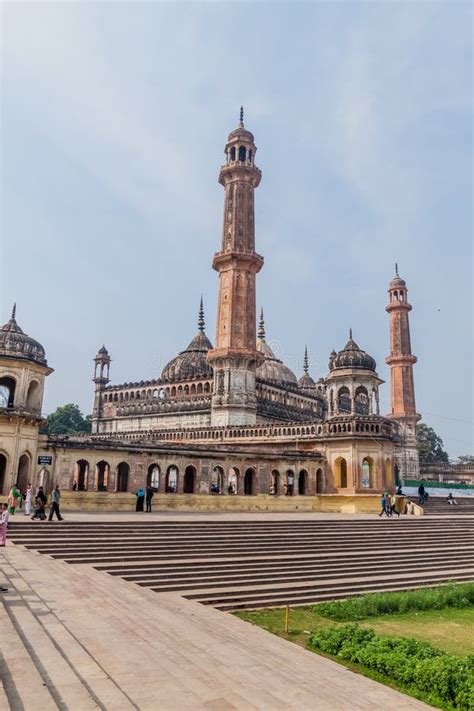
<box><xmin>91</xmin><ymin>345</ymin><xmax>111</xmax><ymax>434</ymax></box>
<box><xmin>208</xmin><ymin>108</ymin><xmax>264</xmax><ymax>426</ymax></box>
<box><xmin>385</xmin><ymin>265</ymin><xmax>421</xmax><ymax>479</ymax></box>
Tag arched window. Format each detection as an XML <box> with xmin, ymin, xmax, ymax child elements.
<box><xmin>0</xmin><ymin>376</ymin><xmax>16</xmax><ymax>408</ymax></box>
<box><xmin>316</xmin><ymin>468</ymin><xmax>324</xmax><ymax>494</ymax></box>
<box><xmin>334</xmin><ymin>457</ymin><xmax>348</xmax><ymax>488</ymax></box>
<box><xmin>17</xmin><ymin>453</ymin><xmax>30</xmax><ymax>491</ymax></box>
<box><xmin>248</xmin><ymin>149</ymin><xmax>253</xmax><ymax>163</ymax></box>
<box><xmin>354</xmin><ymin>386</ymin><xmax>369</xmax><ymax>415</ymax></box>
<box><xmin>95</xmin><ymin>461</ymin><xmax>110</xmax><ymax>491</ymax></box>
<box><xmin>171</xmin><ymin>386</ymin><xmax>176</xmax><ymax>396</ymax></box>
<box><xmin>75</xmin><ymin>459</ymin><xmax>89</xmax><ymax>491</ymax></box>
<box><xmin>26</xmin><ymin>380</ymin><xmax>41</xmax><ymax>411</ymax></box>
<box><xmin>228</xmin><ymin>467</ymin><xmax>239</xmax><ymax>494</ymax></box>
<box><xmin>183</xmin><ymin>465</ymin><xmax>195</xmax><ymax>494</ymax></box>
<box><xmin>337</xmin><ymin>387</ymin><xmax>351</xmax><ymax>413</ymax></box>
<box><xmin>190</xmin><ymin>384</ymin><xmax>196</xmax><ymax>395</ymax></box>
<box><xmin>210</xmin><ymin>466</ymin><xmax>224</xmax><ymax>494</ymax></box>
<box><xmin>204</xmin><ymin>382</ymin><xmax>211</xmax><ymax>393</ymax></box>
<box><xmin>166</xmin><ymin>466</ymin><xmax>178</xmax><ymax>493</ymax></box>
<box><xmin>147</xmin><ymin>464</ymin><xmax>160</xmax><ymax>489</ymax></box>
<box><xmin>116</xmin><ymin>462</ymin><xmax>129</xmax><ymax>492</ymax></box>
<box><xmin>238</xmin><ymin>145</ymin><xmax>246</xmax><ymax>162</ymax></box>
<box><xmin>230</xmin><ymin>146</ymin><xmax>236</xmax><ymax>161</ymax></box>
<box><xmin>270</xmin><ymin>470</ymin><xmax>280</xmax><ymax>495</ymax></box>
<box><xmin>0</xmin><ymin>453</ymin><xmax>7</xmax><ymax>495</ymax></box>
<box><xmin>362</xmin><ymin>457</ymin><xmax>375</xmax><ymax>488</ymax></box>
<box><xmin>298</xmin><ymin>470</ymin><xmax>308</xmax><ymax>495</ymax></box>
<box><xmin>197</xmin><ymin>383</ymin><xmax>203</xmax><ymax>394</ymax></box>
<box><xmin>244</xmin><ymin>468</ymin><xmax>255</xmax><ymax>495</ymax></box>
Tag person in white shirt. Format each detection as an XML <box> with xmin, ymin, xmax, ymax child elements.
<box><xmin>1</xmin><ymin>503</ymin><xmax>9</xmax><ymax>546</ymax></box>
<box><xmin>24</xmin><ymin>483</ymin><xmax>33</xmax><ymax>516</ymax></box>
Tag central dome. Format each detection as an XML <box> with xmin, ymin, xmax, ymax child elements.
<box><xmin>255</xmin><ymin>310</ymin><xmax>297</xmax><ymax>386</ymax></box>
<box><xmin>160</xmin><ymin>300</ymin><xmax>213</xmax><ymax>382</ymax></box>
<box><xmin>329</xmin><ymin>330</ymin><xmax>376</xmax><ymax>372</ymax></box>
<box><xmin>0</xmin><ymin>305</ymin><xmax>47</xmax><ymax>366</ymax></box>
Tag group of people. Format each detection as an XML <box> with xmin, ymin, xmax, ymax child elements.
<box><xmin>1</xmin><ymin>483</ymin><xmax>64</xmax><ymax>543</ymax></box>
<box><xmin>378</xmin><ymin>488</ymin><xmax>403</xmax><ymax>517</ymax></box>
<box><xmin>134</xmin><ymin>487</ymin><xmax>155</xmax><ymax>512</ymax></box>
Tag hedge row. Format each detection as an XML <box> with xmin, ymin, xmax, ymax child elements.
<box><xmin>315</xmin><ymin>583</ymin><xmax>474</xmax><ymax>621</ymax></box>
<box><xmin>308</xmin><ymin>624</ymin><xmax>474</xmax><ymax>709</ymax></box>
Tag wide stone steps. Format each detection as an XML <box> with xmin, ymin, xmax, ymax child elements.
<box><xmin>8</xmin><ymin>518</ymin><xmax>474</xmax><ymax>610</ymax></box>
<box><xmin>414</xmin><ymin>496</ymin><xmax>474</xmax><ymax>515</ymax></box>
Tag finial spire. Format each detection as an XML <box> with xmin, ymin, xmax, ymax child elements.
<box><xmin>239</xmin><ymin>106</ymin><xmax>244</xmax><ymax>126</ymax></box>
<box><xmin>395</xmin><ymin>262</ymin><xmax>399</xmax><ymax>277</ymax></box>
<box><xmin>303</xmin><ymin>346</ymin><xmax>309</xmax><ymax>374</ymax></box>
<box><xmin>198</xmin><ymin>295</ymin><xmax>205</xmax><ymax>332</ymax></box>
<box><xmin>349</xmin><ymin>327</ymin><xmax>353</xmax><ymax>340</ymax></box>
<box><xmin>257</xmin><ymin>306</ymin><xmax>265</xmax><ymax>340</ymax></box>
<box><xmin>11</xmin><ymin>303</ymin><xmax>16</xmax><ymax>320</ymax></box>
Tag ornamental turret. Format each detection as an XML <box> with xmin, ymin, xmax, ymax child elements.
<box><xmin>92</xmin><ymin>345</ymin><xmax>110</xmax><ymax>430</ymax></box>
<box><xmin>208</xmin><ymin>109</ymin><xmax>264</xmax><ymax>426</ymax></box>
<box><xmin>386</xmin><ymin>265</ymin><xmax>420</xmax><ymax>478</ymax></box>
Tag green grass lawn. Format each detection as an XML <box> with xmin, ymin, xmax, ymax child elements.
<box><xmin>235</xmin><ymin>605</ymin><xmax>474</xmax><ymax>658</ymax></box>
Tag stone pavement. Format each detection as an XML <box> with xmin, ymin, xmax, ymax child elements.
<box><xmin>0</xmin><ymin>524</ymin><xmax>432</xmax><ymax>710</ymax></box>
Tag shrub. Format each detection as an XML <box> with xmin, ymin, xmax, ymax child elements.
<box><xmin>308</xmin><ymin>625</ymin><xmax>474</xmax><ymax>710</ymax></box>
<box><xmin>315</xmin><ymin>583</ymin><xmax>474</xmax><ymax>621</ymax></box>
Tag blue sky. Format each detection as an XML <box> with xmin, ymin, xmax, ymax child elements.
<box><xmin>2</xmin><ymin>1</ymin><xmax>472</xmax><ymax>458</ymax></box>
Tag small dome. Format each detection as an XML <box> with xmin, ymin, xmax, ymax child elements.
<box><xmin>160</xmin><ymin>331</ymin><xmax>213</xmax><ymax>382</ymax></box>
<box><xmin>298</xmin><ymin>372</ymin><xmax>316</xmax><ymax>392</ymax></box>
<box><xmin>227</xmin><ymin>107</ymin><xmax>254</xmax><ymax>143</ymax></box>
<box><xmin>330</xmin><ymin>331</ymin><xmax>376</xmax><ymax>372</ymax></box>
<box><xmin>0</xmin><ymin>305</ymin><xmax>47</xmax><ymax>366</ymax></box>
<box><xmin>390</xmin><ymin>263</ymin><xmax>406</xmax><ymax>288</ymax></box>
<box><xmin>98</xmin><ymin>345</ymin><xmax>109</xmax><ymax>355</ymax></box>
<box><xmin>160</xmin><ymin>300</ymin><xmax>213</xmax><ymax>382</ymax></box>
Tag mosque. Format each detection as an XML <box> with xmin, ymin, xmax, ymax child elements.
<box><xmin>0</xmin><ymin>111</ymin><xmax>421</xmax><ymax>510</ymax></box>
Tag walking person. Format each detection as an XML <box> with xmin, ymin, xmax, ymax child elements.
<box><xmin>145</xmin><ymin>486</ymin><xmax>154</xmax><ymax>513</ymax></box>
<box><xmin>31</xmin><ymin>486</ymin><xmax>47</xmax><ymax>520</ymax></box>
<box><xmin>378</xmin><ymin>493</ymin><xmax>389</xmax><ymax>517</ymax></box>
<box><xmin>48</xmin><ymin>485</ymin><xmax>64</xmax><ymax>521</ymax></box>
<box><xmin>390</xmin><ymin>493</ymin><xmax>400</xmax><ymax>517</ymax></box>
<box><xmin>135</xmin><ymin>487</ymin><xmax>145</xmax><ymax>512</ymax></box>
<box><xmin>418</xmin><ymin>483</ymin><xmax>425</xmax><ymax>505</ymax></box>
<box><xmin>1</xmin><ymin>503</ymin><xmax>9</xmax><ymax>546</ymax></box>
<box><xmin>24</xmin><ymin>483</ymin><xmax>33</xmax><ymax>516</ymax></box>
<box><xmin>7</xmin><ymin>484</ymin><xmax>21</xmax><ymax>515</ymax></box>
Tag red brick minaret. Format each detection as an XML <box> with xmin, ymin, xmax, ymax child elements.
<box><xmin>208</xmin><ymin>109</ymin><xmax>263</xmax><ymax>426</ymax></box>
<box><xmin>385</xmin><ymin>265</ymin><xmax>421</xmax><ymax>478</ymax></box>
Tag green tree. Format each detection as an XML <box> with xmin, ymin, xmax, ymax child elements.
<box><xmin>417</xmin><ymin>423</ymin><xmax>449</xmax><ymax>464</ymax></box>
<box><xmin>46</xmin><ymin>404</ymin><xmax>91</xmax><ymax>435</ymax></box>
<box><xmin>456</xmin><ymin>455</ymin><xmax>474</xmax><ymax>466</ymax></box>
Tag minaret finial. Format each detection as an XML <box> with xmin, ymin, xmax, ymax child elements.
<box><xmin>239</xmin><ymin>106</ymin><xmax>244</xmax><ymax>126</ymax></box>
<box><xmin>303</xmin><ymin>346</ymin><xmax>309</xmax><ymax>374</ymax></box>
<box><xmin>198</xmin><ymin>295</ymin><xmax>205</xmax><ymax>332</ymax></box>
<box><xmin>349</xmin><ymin>327</ymin><xmax>353</xmax><ymax>340</ymax></box>
<box><xmin>395</xmin><ymin>262</ymin><xmax>399</xmax><ymax>277</ymax></box>
<box><xmin>11</xmin><ymin>303</ymin><xmax>16</xmax><ymax>320</ymax></box>
<box><xmin>257</xmin><ymin>306</ymin><xmax>265</xmax><ymax>340</ymax></box>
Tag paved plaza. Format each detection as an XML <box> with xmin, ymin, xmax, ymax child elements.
<box><xmin>3</xmin><ymin>511</ymin><xmax>470</xmax><ymax>709</ymax></box>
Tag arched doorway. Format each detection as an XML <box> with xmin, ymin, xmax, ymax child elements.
<box><xmin>270</xmin><ymin>470</ymin><xmax>280</xmax><ymax>495</ymax></box>
<box><xmin>183</xmin><ymin>466</ymin><xmax>195</xmax><ymax>494</ymax></box>
<box><xmin>334</xmin><ymin>457</ymin><xmax>347</xmax><ymax>488</ymax></box>
<box><xmin>228</xmin><ymin>467</ymin><xmax>239</xmax><ymax>495</ymax></box>
<box><xmin>96</xmin><ymin>461</ymin><xmax>110</xmax><ymax>491</ymax></box>
<box><xmin>26</xmin><ymin>380</ymin><xmax>41</xmax><ymax>411</ymax></box>
<box><xmin>316</xmin><ymin>468</ymin><xmax>324</xmax><ymax>494</ymax></box>
<box><xmin>298</xmin><ymin>470</ymin><xmax>308</xmax><ymax>495</ymax></box>
<box><xmin>166</xmin><ymin>466</ymin><xmax>178</xmax><ymax>493</ymax></box>
<box><xmin>0</xmin><ymin>376</ymin><xmax>16</xmax><ymax>408</ymax></box>
<box><xmin>362</xmin><ymin>457</ymin><xmax>375</xmax><ymax>488</ymax></box>
<box><xmin>76</xmin><ymin>460</ymin><xmax>89</xmax><ymax>491</ymax></box>
<box><xmin>210</xmin><ymin>466</ymin><xmax>224</xmax><ymax>494</ymax></box>
<box><xmin>0</xmin><ymin>453</ymin><xmax>7</xmax><ymax>495</ymax></box>
<box><xmin>244</xmin><ymin>468</ymin><xmax>255</xmax><ymax>495</ymax></box>
<box><xmin>116</xmin><ymin>462</ymin><xmax>129</xmax><ymax>492</ymax></box>
<box><xmin>17</xmin><ymin>454</ymin><xmax>30</xmax><ymax>491</ymax></box>
<box><xmin>147</xmin><ymin>464</ymin><xmax>160</xmax><ymax>490</ymax></box>
<box><xmin>37</xmin><ymin>467</ymin><xmax>51</xmax><ymax>495</ymax></box>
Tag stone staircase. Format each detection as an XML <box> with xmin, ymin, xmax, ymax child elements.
<box><xmin>7</xmin><ymin>517</ymin><xmax>474</xmax><ymax>611</ymax></box>
<box><xmin>412</xmin><ymin>496</ymin><xmax>474</xmax><ymax>516</ymax></box>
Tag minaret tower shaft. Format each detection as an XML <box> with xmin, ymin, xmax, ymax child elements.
<box><xmin>208</xmin><ymin>109</ymin><xmax>264</xmax><ymax>426</ymax></box>
<box><xmin>385</xmin><ymin>265</ymin><xmax>420</xmax><ymax>478</ymax></box>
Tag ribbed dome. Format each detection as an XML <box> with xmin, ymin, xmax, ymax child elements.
<box><xmin>389</xmin><ymin>264</ymin><xmax>406</xmax><ymax>288</ymax></box>
<box><xmin>256</xmin><ymin>339</ymin><xmax>298</xmax><ymax>385</ymax></box>
<box><xmin>330</xmin><ymin>331</ymin><xmax>376</xmax><ymax>372</ymax></box>
<box><xmin>0</xmin><ymin>305</ymin><xmax>47</xmax><ymax>366</ymax></box>
<box><xmin>228</xmin><ymin>107</ymin><xmax>255</xmax><ymax>143</ymax></box>
<box><xmin>160</xmin><ymin>300</ymin><xmax>213</xmax><ymax>382</ymax></box>
<box><xmin>298</xmin><ymin>372</ymin><xmax>316</xmax><ymax>392</ymax></box>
